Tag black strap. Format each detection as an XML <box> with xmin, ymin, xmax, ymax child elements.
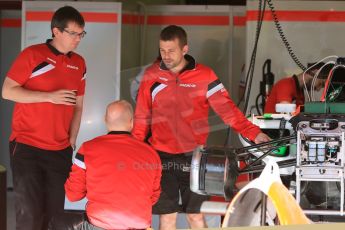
<box><xmin>292</xmin><ymin>74</ymin><xmax>303</xmax><ymax>94</ymax></box>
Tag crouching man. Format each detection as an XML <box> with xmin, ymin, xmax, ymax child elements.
<box><xmin>64</xmin><ymin>100</ymin><xmax>161</xmax><ymax>229</ymax></box>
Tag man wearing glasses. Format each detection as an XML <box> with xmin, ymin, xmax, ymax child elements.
<box><xmin>1</xmin><ymin>6</ymin><xmax>86</xmax><ymax>230</ymax></box>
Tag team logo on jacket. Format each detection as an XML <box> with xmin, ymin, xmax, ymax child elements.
<box><xmin>179</xmin><ymin>83</ymin><xmax>196</xmax><ymax>88</ymax></box>
<box><xmin>67</xmin><ymin>64</ymin><xmax>79</xmax><ymax>70</ymax></box>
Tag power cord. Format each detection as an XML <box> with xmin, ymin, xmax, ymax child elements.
<box><xmin>226</xmin><ymin>0</ymin><xmax>266</xmax><ymax>147</ymax></box>
<box><xmin>266</xmin><ymin>0</ymin><xmax>306</xmax><ymax>71</ymax></box>
<box><xmin>242</xmin><ymin>0</ymin><xmax>266</xmax><ymax>115</ymax></box>
<box><xmin>303</xmin><ymin>56</ymin><xmax>338</xmax><ymax>101</ymax></box>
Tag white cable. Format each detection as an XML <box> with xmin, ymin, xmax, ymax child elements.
<box><xmin>304</xmin><ymin>55</ymin><xmax>338</xmax><ymax>100</ymax></box>
<box><xmin>304</xmin><ymin>56</ymin><xmax>338</xmax><ymax>101</ymax></box>
<box><xmin>303</xmin><ymin>55</ymin><xmax>338</xmax><ymax>101</ymax></box>
<box><xmin>311</xmin><ymin>60</ymin><xmax>336</xmax><ymax>101</ymax></box>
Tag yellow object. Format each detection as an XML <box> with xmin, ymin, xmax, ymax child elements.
<box><xmin>222</xmin><ymin>160</ymin><xmax>310</xmax><ymax>226</ymax></box>
<box><xmin>268</xmin><ymin>182</ymin><xmax>309</xmax><ymax>225</ymax></box>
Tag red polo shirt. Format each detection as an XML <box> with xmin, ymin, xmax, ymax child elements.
<box><xmin>6</xmin><ymin>40</ymin><xmax>86</xmax><ymax>150</ymax></box>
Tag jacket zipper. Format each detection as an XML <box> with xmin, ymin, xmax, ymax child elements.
<box><xmin>175</xmin><ymin>75</ymin><xmax>179</xmax><ymax>153</ymax></box>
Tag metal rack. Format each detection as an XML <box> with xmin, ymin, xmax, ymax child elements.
<box><xmin>296</xmin><ymin>120</ymin><xmax>345</xmax><ymax>215</ymax></box>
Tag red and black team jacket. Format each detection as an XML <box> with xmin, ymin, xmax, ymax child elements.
<box><xmin>65</xmin><ymin>131</ymin><xmax>161</xmax><ymax>229</ymax></box>
<box><xmin>133</xmin><ymin>55</ymin><xmax>261</xmax><ymax>154</ymax></box>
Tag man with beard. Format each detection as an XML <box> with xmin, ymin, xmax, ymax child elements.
<box><xmin>264</xmin><ymin>62</ymin><xmax>333</xmax><ymax>113</ymax></box>
<box><xmin>133</xmin><ymin>25</ymin><xmax>270</xmax><ymax>230</ymax></box>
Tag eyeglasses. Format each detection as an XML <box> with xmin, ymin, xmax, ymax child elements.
<box><xmin>63</xmin><ymin>29</ymin><xmax>87</xmax><ymax>39</ymax></box>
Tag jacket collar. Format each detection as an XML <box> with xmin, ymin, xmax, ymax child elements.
<box><xmin>159</xmin><ymin>54</ymin><xmax>196</xmax><ymax>73</ymax></box>
<box><xmin>107</xmin><ymin>131</ymin><xmax>131</xmax><ymax>135</ymax></box>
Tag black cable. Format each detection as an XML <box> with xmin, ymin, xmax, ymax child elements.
<box><xmin>243</xmin><ymin>0</ymin><xmax>266</xmax><ymax>115</ymax></box>
<box><xmin>239</xmin><ymin>137</ymin><xmax>295</xmax><ymax>172</ymax></box>
<box><xmin>241</xmin><ymin>0</ymin><xmax>306</xmax><ymax>112</ymax></box>
<box><xmin>237</xmin><ymin>1</ymin><xmax>265</xmax><ymax>108</ymax></box>
<box><xmin>225</xmin><ymin>0</ymin><xmax>266</xmax><ymax>147</ymax></box>
<box><xmin>239</xmin><ymin>158</ymin><xmax>296</xmax><ymax>174</ymax></box>
<box><xmin>229</xmin><ymin>0</ymin><xmax>304</xmax><ymax>147</ymax></box>
<box><xmin>236</xmin><ymin>93</ymin><xmax>245</xmax><ymax>107</ymax></box>
<box><xmin>240</xmin><ymin>147</ymin><xmax>277</xmax><ymax>172</ymax></box>
<box><xmin>228</xmin><ymin>134</ymin><xmax>296</xmax><ymax>154</ymax></box>
<box><xmin>279</xmin><ymin>118</ymin><xmax>287</xmax><ymax>137</ymax></box>
<box><xmin>266</xmin><ymin>0</ymin><xmax>306</xmax><ymax>71</ymax></box>
<box><xmin>255</xmin><ymin>93</ymin><xmax>263</xmax><ymax>115</ymax></box>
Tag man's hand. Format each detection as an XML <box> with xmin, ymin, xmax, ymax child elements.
<box><xmin>2</xmin><ymin>77</ymin><xmax>78</xmax><ymax>105</ymax></box>
<box><xmin>48</xmin><ymin>89</ymin><xmax>77</xmax><ymax>105</ymax></box>
<box><xmin>254</xmin><ymin>132</ymin><xmax>271</xmax><ymax>144</ymax></box>
<box><xmin>70</xmin><ymin>138</ymin><xmax>76</xmax><ymax>151</ymax></box>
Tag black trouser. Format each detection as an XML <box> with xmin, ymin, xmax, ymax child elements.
<box><xmin>9</xmin><ymin>141</ymin><xmax>73</xmax><ymax>230</ymax></box>
<box><xmin>48</xmin><ymin>211</ymin><xmax>85</xmax><ymax>230</ymax></box>
<box><xmin>80</xmin><ymin>221</ymin><xmax>105</xmax><ymax>230</ymax></box>
<box><xmin>152</xmin><ymin>151</ymin><xmax>209</xmax><ymax>214</ymax></box>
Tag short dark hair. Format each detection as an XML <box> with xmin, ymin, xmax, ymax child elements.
<box><xmin>160</xmin><ymin>25</ymin><xmax>187</xmax><ymax>48</ymax></box>
<box><xmin>307</xmin><ymin>62</ymin><xmax>334</xmax><ymax>79</ymax></box>
<box><xmin>51</xmin><ymin>6</ymin><xmax>85</xmax><ymax>37</ymax></box>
